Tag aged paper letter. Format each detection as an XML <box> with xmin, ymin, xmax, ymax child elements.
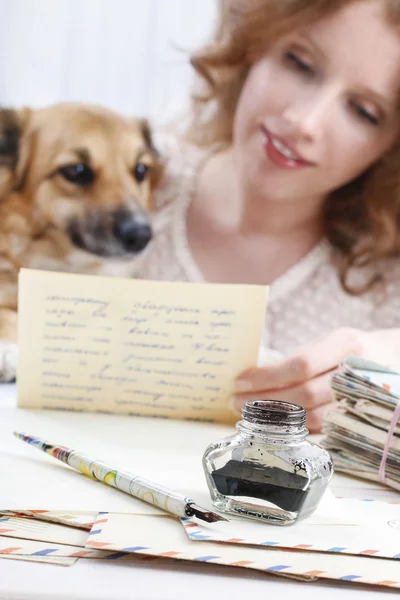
<box><xmin>17</xmin><ymin>269</ymin><xmax>267</xmax><ymax>423</ymax></box>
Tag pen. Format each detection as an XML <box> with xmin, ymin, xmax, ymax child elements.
<box><xmin>13</xmin><ymin>432</ymin><xmax>228</xmax><ymax>523</ymax></box>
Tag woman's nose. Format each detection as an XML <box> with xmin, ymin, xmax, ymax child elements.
<box><xmin>283</xmin><ymin>88</ymin><xmax>337</xmax><ymax>141</ymax></box>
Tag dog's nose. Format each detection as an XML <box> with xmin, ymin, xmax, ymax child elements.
<box><xmin>113</xmin><ymin>212</ymin><xmax>152</xmax><ymax>253</ymax></box>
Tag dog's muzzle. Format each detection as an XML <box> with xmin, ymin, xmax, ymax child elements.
<box><xmin>67</xmin><ymin>208</ymin><xmax>153</xmax><ymax>258</ymax></box>
<box><xmin>113</xmin><ymin>210</ymin><xmax>152</xmax><ymax>253</ymax></box>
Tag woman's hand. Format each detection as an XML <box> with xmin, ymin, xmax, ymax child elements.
<box><xmin>232</xmin><ymin>327</ymin><xmax>400</xmax><ymax>433</ymax></box>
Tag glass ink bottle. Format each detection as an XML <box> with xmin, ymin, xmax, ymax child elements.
<box><xmin>202</xmin><ymin>400</ymin><xmax>333</xmax><ymax>525</ymax></box>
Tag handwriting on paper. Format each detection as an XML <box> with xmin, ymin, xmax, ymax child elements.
<box><xmin>17</xmin><ymin>270</ymin><xmax>267</xmax><ymax>423</ymax></box>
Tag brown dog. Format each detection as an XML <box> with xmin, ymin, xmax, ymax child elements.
<box><xmin>0</xmin><ymin>102</ymin><xmax>162</xmax><ymax>380</ymax></box>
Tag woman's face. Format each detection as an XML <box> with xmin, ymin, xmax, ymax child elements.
<box><xmin>233</xmin><ymin>0</ymin><xmax>400</xmax><ymax>205</ymax></box>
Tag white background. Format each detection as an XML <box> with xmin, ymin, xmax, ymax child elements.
<box><xmin>0</xmin><ymin>0</ymin><xmax>218</xmax><ymax>120</ymax></box>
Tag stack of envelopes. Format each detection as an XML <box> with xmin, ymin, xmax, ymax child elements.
<box><xmin>1</xmin><ymin>490</ymin><xmax>399</xmax><ymax>589</ymax></box>
<box><xmin>322</xmin><ymin>357</ymin><xmax>400</xmax><ymax>491</ymax></box>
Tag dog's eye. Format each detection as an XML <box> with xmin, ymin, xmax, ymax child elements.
<box><xmin>133</xmin><ymin>162</ymin><xmax>149</xmax><ymax>183</ymax></box>
<box><xmin>58</xmin><ymin>163</ymin><xmax>94</xmax><ymax>186</ymax></box>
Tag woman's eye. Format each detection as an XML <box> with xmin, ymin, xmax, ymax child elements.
<box><xmin>285</xmin><ymin>51</ymin><xmax>315</xmax><ymax>76</ymax></box>
<box><xmin>350</xmin><ymin>101</ymin><xmax>380</xmax><ymax>126</ymax></box>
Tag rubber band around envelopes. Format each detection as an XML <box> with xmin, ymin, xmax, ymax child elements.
<box><xmin>379</xmin><ymin>400</ymin><xmax>400</xmax><ymax>484</ymax></box>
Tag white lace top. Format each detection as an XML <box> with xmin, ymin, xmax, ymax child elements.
<box><xmin>132</xmin><ymin>131</ymin><xmax>400</xmax><ymax>358</ymax></box>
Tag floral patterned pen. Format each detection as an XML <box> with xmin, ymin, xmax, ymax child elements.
<box><xmin>14</xmin><ymin>432</ymin><xmax>227</xmax><ymax>523</ymax></box>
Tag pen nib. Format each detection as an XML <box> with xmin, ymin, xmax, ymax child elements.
<box><xmin>186</xmin><ymin>503</ymin><xmax>229</xmax><ymax>523</ymax></box>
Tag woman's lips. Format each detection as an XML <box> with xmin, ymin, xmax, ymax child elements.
<box><xmin>261</xmin><ymin>127</ymin><xmax>314</xmax><ymax>169</ymax></box>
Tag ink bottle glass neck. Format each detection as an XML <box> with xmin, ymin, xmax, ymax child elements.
<box><xmin>236</xmin><ymin>400</ymin><xmax>308</xmax><ymax>444</ymax></box>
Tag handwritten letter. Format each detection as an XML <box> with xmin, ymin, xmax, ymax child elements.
<box><xmin>17</xmin><ymin>269</ymin><xmax>267</xmax><ymax>423</ymax></box>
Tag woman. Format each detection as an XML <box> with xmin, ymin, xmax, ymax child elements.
<box><xmin>137</xmin><ymin>0</ymin><xmax>400</xmax><ymax>431</ymax></box>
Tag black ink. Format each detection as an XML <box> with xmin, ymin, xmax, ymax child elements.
<box><xmin>157</xmin><ymin>379</ymin><xmax>193</xmax><ymax>390</ymax></box>
<box><xmin>41</xmin><ymin>383</ymin><xmax>102</xmax><ymax>392</ymax></box>
<box><xmin>193</xmin><ymin>342</ymin><xmax>229</xmax><ymax>352</ymax></box>
<box><xmin>45</xmin><ymin>322</ymin><xmax>86</xmax><ymax>329</ymax></box>
<box><xmin>206</xmin><ymin>343</ymin><xmax>229</xmax><ymax>353</ymax></box>
<box><xmin>44</xmin><ymin>335</ymin><xmax>76</xmax><ymax>341</ymax></box>
<box><xmin>123</xmin><ymin>341</ymin><xmax>175</xmax><ymax>351</ymax></box>
<box><xmin>166</xmin><ymin>319</ymin><xmax>199</xmax><ymax>326</ymax></box>
<box><xmin>46</xmin><ymin>309</ymin><xmax>74</xmax><ymax>316</ymax></box>
<box><xmin>46</xmin><ymin>295</ymin><xmax>109</xmax><ymax>311</ymax></box>
<box><xmin>43</xmin><ymin>346</ymin><xmax>102</xmax><ymax>356</ymax></box>
<box><xmin>132</xmin><ymin>301</ymin><xmax>200</xmax><ymax>315</ymax></box>
<box><xmin>128</xmin><ymin>326</ymin><xmax>169</xmax><ymax>338</ymax></box>
<box><xmin>210</xmin><ymin>460</ymin><xmax>310</xmax><ymax>513</ymax></box>
<box><xmin>196</xmin><ymin>357</ymin><xmax>225</xmax><ymax>366</ymax></box>
<box><xmin>42</xmin><ymin>371</ymin><xmax>71</xmax><ymax>379</ymax></box>
<box><xmin>42</xmin><ymin>393</ymin><xmax>94</xmax><ymax>403</ymax></box>
<box><xmin>123</xmin><ymin>316</ymin><xmax>147</xmax><ymax>324</ymax></box>
<box><xmin>123</xmin><ymin>354</ymin><xmax>183</xmax><ymax>364</ymax></box>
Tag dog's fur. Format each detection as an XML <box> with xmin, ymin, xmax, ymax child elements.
<box><xmin>0</xmin><ymin>102</ymin><xmax>162</xmax><ymax>380</ymax></box>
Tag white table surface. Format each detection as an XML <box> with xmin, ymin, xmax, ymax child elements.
<box><xmin>0</xmin><ymin>384</ymin><xmax>398</xmax><ymax>600</ymax></box>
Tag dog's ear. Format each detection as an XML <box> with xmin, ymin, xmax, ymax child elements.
<box><xmin>139</xmin><ymin>118</ymin><xmax>163</xmax><ymax>189</ymax></box>
<box><xmin>0</xmin><ymin>109</ymin><xmax>20</xmax><ymax>166</ymax></box>
<box><xmin>0</xmin><ymin>107</ymin><xmax>32</xmax><ymax>198</ymax></box>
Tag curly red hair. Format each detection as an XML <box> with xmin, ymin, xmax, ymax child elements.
<box><xmin>186</xmin><ymin>0</ymin><xmax>400</xmax><ymax>294</ymax></box>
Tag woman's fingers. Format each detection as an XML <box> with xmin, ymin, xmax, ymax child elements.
<box><xmin>235</xmin><ymin>328</ymin><xmax>367</xmax><ymax>393</ymax></box>
<box><xmin>231</xmin><ymin>370</ymin><xmax>336</xmax><ymax>413</ymax></box>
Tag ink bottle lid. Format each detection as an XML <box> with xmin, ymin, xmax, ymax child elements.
<box><xmin>202</xmin><ymin>399</ymin><xmax>334</xmax><ymax>525</ymax></box>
